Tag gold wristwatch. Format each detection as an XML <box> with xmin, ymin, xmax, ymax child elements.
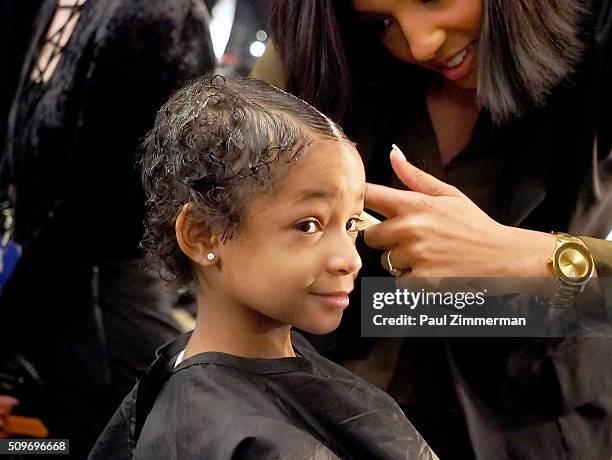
<box><xmin>547</xmin><ymin>232</ymin><xmax>594</xmax><ymax>308</ymax></box>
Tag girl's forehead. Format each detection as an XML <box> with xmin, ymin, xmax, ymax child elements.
<box><xmin>239</xmin><ymin>144</ymin><xmax>365</xmax><ymax>229</ymax></box>
<box><xmin>272</xmin><ymin>141</ymin><xmax>365</xmax><ymax>198</ymax></box>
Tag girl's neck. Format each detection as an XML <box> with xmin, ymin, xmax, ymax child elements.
<box><xmin>184</xmin><ymin>292</ymin><xmax>295</xmax><ymax>361</ymax></box>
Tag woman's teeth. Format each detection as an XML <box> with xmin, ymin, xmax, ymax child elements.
<box><xmin>446</xmin><ymin>48</ymin><xmax>468</xmax><ymax>68</ymax></box>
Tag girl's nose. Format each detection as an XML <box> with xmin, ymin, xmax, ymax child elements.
<box><xmin>327</xmin><ymin>236</ymin><xmax>362</xmax><ymax>276</ymax></box>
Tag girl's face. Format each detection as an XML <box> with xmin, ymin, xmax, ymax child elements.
<box><xmin>352</xmin><ymin>0</ymin><xmax>482</xmax><ymax>89</ymax></box>
<box><xmin>211</xmin><ymin>139</ymin><xmax>365</xmax><ymax>335</ymax></box>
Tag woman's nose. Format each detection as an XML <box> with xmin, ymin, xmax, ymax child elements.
<box><xmin>398</xmin><ymin>18</ymin><xmax>446</xmax><ymax>63</ymax></box>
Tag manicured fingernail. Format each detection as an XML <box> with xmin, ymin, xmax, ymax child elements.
<box><xmin>391</xmin><ymin>144</ymin><xmax>407</xmax><ymax>161</ymax></box>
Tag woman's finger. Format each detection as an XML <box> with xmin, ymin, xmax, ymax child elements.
<box><xmin>381</xmin><ymin>247</ymin><xmax>413</xmax><ymax>275</ymax></box>
<box><xmin>364</xmin><ymin>183</ymin><xmax>402</xmax><ymax>218</ymax></box>
<box><xmin>390</xmin><ymin>148</ymin><xmax>460</xmax><ymax>197</ymax></box>
<box><xmin>363</xmin><ymin>217</ymin><xmax>416</xmax><ymax>250</ymax></box>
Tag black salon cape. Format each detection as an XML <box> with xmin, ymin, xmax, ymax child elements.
<box><xmin>88</xmin><ymin>331</ymin><xmax>437</xmax><ymax>460</ymax></box>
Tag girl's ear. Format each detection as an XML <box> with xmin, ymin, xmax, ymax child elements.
<box><xmin>175</xmin><ymin>203</ymin><xmax>219</xmax><ymax>266</ymax></box>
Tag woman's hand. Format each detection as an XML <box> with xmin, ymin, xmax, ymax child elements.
<box><xmin>364</xmin><ymin>147</ymin><xmax>556</xmax><ymax>278</ymax></box>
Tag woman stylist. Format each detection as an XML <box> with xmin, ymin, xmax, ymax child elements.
<box><xmin>255</xmin><ymin>0</ymin><xmax>612</xmax><ymax>458</ymax></box>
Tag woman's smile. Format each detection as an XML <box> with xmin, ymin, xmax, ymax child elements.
<box><xmin>433</xmin><ymin>40</ymin><xmax>478</xmax><ymax>82</ymax></box>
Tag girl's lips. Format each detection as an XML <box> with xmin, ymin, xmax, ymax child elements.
<box><xmin>437</xmin><ymin>41</ymin><xmax>477</xmax><ymax>82</ymax></box>
<box><xmin>311</xmin><ymin>293</ymin><xmax>350</xmax><ymax>309</ymax></box>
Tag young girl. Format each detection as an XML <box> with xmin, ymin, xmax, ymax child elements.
<box><xmin>88</xmin><ymin>75</ymin><xmax>437</xmax><ymax>459</ymax></box>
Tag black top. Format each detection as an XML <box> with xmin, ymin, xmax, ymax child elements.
<box><xmin>89</xmin><ymin>332</ymin><xmax>438</xmax><ymax>460</ymax></box>
<box><xmin>1</xmin><ymin>0</ymin><xmax>214</xmax><ymax>345</ymax></box>
<box><xmin>4</xmin><ymin>0</ymin><xmax>214</xmax><ymax>255</ymax></box>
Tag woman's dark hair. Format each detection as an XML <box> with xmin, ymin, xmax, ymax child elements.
<box><xmin>270</xmin><ymin>0</ymin><xmax>586</xmax><ymax>124</ymax></box>
<box><xmin>141</xmin><ymin>74</ymin><xmax>348</xmax><ymax>284</ymax></box>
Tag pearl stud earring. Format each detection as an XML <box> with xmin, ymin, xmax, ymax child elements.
<box><xmin>206</xmin><ymin>252</ymin><xmax>215</xmax><ymax>261</ymax></box>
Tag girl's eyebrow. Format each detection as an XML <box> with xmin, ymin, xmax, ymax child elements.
<box><xmin>294</xmin><ymin>188</ymin><xmax>337</xmax><ymax>203</ymax></box>
<box><xmin>294</xmin><ymin>187</ymin><xmax>366</xmax><ymax>204</ymax></box>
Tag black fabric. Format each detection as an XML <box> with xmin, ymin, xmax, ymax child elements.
<box><xmin>89</xmin><ymin>331</ymin><xmax>438</xmax><ymax>460</ymax></box>
<box><xmin>0</xmin><ymin>1</ymin><xmax>215</xmax><ymax>457</ymax></box>
<box><xmin>0</xmin><ymin>0</ymin><xmax>44</xmax><ymax>150</ymax></box>
<box><xmin>304</xmin><ymin>0</ymin><xmax>612</xmax><ymax>458</ymax></box>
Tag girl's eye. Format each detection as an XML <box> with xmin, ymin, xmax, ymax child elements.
<box><xmin>295</xmin><ymin>219</ymin><xmax>322</xmax><ymax>234</ymax></box>
<box><xmin>346</xmin><ymin>217</ymin><xmax>362</xmax><ymax>233</ymax></box>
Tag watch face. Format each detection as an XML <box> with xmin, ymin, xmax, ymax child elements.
<box><xmin>555</xmin><ymin>242</ymin><xmax>593</xmax><ymax>283</ymax></box>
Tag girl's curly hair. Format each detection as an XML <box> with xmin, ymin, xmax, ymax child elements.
<box><xmin>141</xmin><ymin>75</ymin><xmax>348</xmax><ymax>284</ymax></box>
